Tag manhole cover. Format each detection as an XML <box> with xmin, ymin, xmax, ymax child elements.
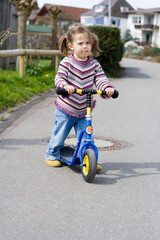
<box><xmin>42</xmin><ymin>134</ymin><xmax>133</xmax><ymax>151</ymax></box>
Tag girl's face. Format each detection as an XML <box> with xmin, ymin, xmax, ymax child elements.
<box><xmin>68</xmin><ymin>32</ymin><xmax>91</xmax><ymax>61</ymax></box>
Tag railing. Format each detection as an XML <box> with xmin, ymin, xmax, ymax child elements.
<box><xmin>136</xmin><ymin>41</ymin><xmax>151</xmax><ymax>46</ymax></box>
<box><xmin>135</xmin><ymin>24</ymin><xmax>159</xmax><ymax>31</ymax></box>
<box><xmin>0</xmin><ymin>49</ymin><xmax>61</xmax><ymax>78</ymax></box>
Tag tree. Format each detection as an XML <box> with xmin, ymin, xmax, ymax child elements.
<box><xmin>122</xmin><ymin>29</ymin><xmax>133</xmax><ymax>43</ymax></box>
<box><xmin>48</xmin><ymin>5</ymin><xmax>61</xmax><ymax>66</ymax></box>
<box><xmin>11</xmin><ymin>0</ymin><xmax>37</xmax><ymax>48</ymax></box>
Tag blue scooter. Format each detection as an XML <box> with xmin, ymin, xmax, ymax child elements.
<box><xmin>56</xmin><ymin>87</ymin><xmax>119</xmax><ymax>182</ymax></box>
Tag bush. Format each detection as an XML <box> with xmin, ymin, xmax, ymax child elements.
<box><xmin>157</xmin><ymin>57</ymin><xmax>160</xmax><ymax>63</ymax></box>
<box><xmin>153</xmin><ymin>47</ymin><xmax>160</xmax><ymax>56</ymax></box>
<box><xmin>88</xmin><ymin>26</ymin><xmax>124</xmax><ymax>77</ymax></box>
<box><xmin>143</xmin><ymin>46</ymin><xmax>160</xmax><ymax>58</ymax></box>
<box><xmin>143</xmin><ymin>46</ymin><xmax>155</xmax><ymax>57</ymax></box>
<box><xmin>25</xmin><ymin>64</ymin><xmax>42</xmax><ymax>76</ymax></box>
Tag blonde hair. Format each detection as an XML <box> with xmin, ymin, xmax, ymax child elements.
<box><xmin>58</xmin><ymin>25</ymin><xmax>101</xmax><ymax>57</ymax></box>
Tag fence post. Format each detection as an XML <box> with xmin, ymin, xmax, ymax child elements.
<box><xmin>20</xmin><ymin>55</ymin><xmax>25</xmax><ymax>78</ymax></box>
<box><xmin>55</xmin><ymin>55</ymin><xmax>59</xmax><ymax>72</ymax></box>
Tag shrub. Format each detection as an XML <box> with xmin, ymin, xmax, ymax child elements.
<box><xmin>88</xmin><ymin>26</ymin><xmax>124</xmax><ymax>77</ymax></box>
<box><xmin>25</xmin><ymin>64</ymin><xmax>42</xmax><ymax>76</ymax></box>
<box><xmin>157</xmin><ymin>57</ymin><xmax>160</xmax><ymax>63</ymax></box>
<box><xmin>143</xmin><ymin>47</ymin><xmax>155</xmax><ymax>57</ymax></box>
<box><xmin>142</xmin><ymin>46</ymin><xmax>160</xmax><ymax>58</ymax></box>
<box><xmin>153</xmin><ymin>47</ymin><xmax>160</xmax><ymax>56</ymax></box>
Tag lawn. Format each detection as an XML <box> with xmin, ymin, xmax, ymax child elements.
<box><xmin>0</xmin><ymin>60</ymin><xmax>56</xmax><ymax>113</ymax></box>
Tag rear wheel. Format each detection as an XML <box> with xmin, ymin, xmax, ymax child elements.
<box><xmin>82</xmin><ymin>149</ymin><xmax>97</xmax><ymax>182</ymax></box>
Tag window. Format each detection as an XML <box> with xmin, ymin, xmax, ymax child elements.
<box><xmin>117</xmin><ymin>19</ymin><xmax>120</xmax><ymax>26</ymax></box>
<box><xmin>133</xmin><ymin>17</ymin><xmax>141</xmax><ymax>24</ymax></box>
<box><xmin>111</xmin><ymin>19</ymin><xmax>116</xmax><ymax>25</ymax></box>
<box><xmin>111</xmin><ymin>19</ymin><xmax>120</xmax><ymax>26</ymax></box>
<box><xmin>95</xmin><ymin>5</ymin><xmax>105</xmax><ymax>12</ymax></box>
<box><xmin>120</xmin><ymin>6</ymin><xmax>129</xmax><ymax>12</ymax></box>
<box><xmin>133</xmin><ymin>17</ymin><xmax>137</xmax><ymax>23</ymax></box>
<box><xmin>96</xmin><ymin>16</ymin><xmax>104</xmax><ymax>25</ymax></box>
<box><xmin>148</xmin><ymin>17</ymin><xmax>152</xmax><ymax>24</ymax></box>
<box><xmin>84</xmin><ymin>17</ymin><xmax>94</xmax><ymax>25</ymax></box>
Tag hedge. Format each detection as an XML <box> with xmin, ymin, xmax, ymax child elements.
<box><xmin>88</xmin><ymin>26</ymin><xmax>124</xmax><ymax>77</ymax></box>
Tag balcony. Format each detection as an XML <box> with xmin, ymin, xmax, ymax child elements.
<box><xmin>135</xmin><ymin>24</ymin><xmax>159</xmax><ymax>31</ymax></box>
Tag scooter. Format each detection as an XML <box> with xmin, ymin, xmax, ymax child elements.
<box><xmin>56</xmin><ymin>87</ymin><xmax>119</xmax><ymax>182</ymax></box>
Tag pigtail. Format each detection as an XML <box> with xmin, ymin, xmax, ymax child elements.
<box><xmin>58</xmin><ymin>36</ymin><xmax>69</xmax><ymax>57</ymax></box>
<box><xmin>91</xmin><ymin>33</ymin><xmax>101</xmax><ymax>57</ymax></box>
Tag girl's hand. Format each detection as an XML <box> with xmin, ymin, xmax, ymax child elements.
<box><xmin>64</xmin><ymin>85</ymin><xmax>75</xmax><ymax>94</ymax></box>
<box><xmin>105</xmin><ymin>87</ymin><xmax>114</xmax><ymax>97</ymax></box>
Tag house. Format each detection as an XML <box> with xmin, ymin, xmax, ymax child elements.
<box><xmin>80</xmin><ymin>0</ymin><xmax>134</xmax><ymax>37</ymax></box>
<box><xmin>27</xmin><ymin>9</ymin><xmax>40</xmax><ymax>25</ymax></box>
<box><xmin>126</xmin><ymin>8</ymin><xmax>160</xmax><ymax>47</ymax></box>
<box><xmin>26</xmin><ymin>25</ymin><xmax>52</xmax><ymax>49</ymax></box>
<box><xmin>28</xmin><ymin>4</ymin><xmax>90</xmax><ymax>34</ymax></box>
<box><xmin>27</xmin><ymin>4</ymin><xmax>89</xmax><ymax>49</ymax></box>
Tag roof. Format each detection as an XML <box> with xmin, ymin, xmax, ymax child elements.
<box><xmin>98</xmin><ymin>0</ymin><xmax>119</xmax><ymax>7</ymax></box>
<box><xmin>26</xmin><ymin>24</ymin><xmax>52</xmax><ymax>33</ymax></box>
<box><xmin>81</xmin><ymin>0</ymin><xmax>134</xmax><ymax>17</ymax></box>
<box><xmin>126</xmin><ymin>7</ymin><xmax>160</xmax><ymax>14</ymax></box>
<box><xmin>28</xmin><ymin>9</ymin><xmax>40</xmax><ymax>21</ymax></box>
<box><xmin>38</xmin><ymin>4</ymin><xmax>89</xmax><ymax>21</ymax></box>
<box><xmin>81</xmin><ymin>0</ymin><xmax>118</xmax><ymax>16</ymax></box>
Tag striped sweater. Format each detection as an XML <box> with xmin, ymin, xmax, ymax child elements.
<box><xmin>55</xmin><ymin>54</ymin><xmax>114</xmax><ymax>118</ymax></box>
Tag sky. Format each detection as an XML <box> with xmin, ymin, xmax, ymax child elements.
<box><xmin>37</xmin><ymin>0</ymin><xmax>160</xmax><ymax>10</ymax></box>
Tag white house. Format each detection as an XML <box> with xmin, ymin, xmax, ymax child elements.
<box><xmin>80</xmin><ymin>0</ymin><xmax>134</xmax><ymax>37</ymax></box>
<box><xmin>127</xmin><ymin>8</ymin><xmax>160</xmax><ymax>47</ymax></box>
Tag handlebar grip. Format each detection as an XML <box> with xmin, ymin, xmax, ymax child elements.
<box><xmin>56</xmin><ymin>87</ymin><xmax>69</xmax><ymax>96</ymax></box>
<box><xmin>112</xmin><ymin>90</ymin><xmax>119</xmax><ymax>99</ymax></box>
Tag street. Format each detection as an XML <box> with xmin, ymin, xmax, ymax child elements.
<box><xmin>0</xmin><ymin>58</ymin><xmax>160</xmax><ymax>240</ymax></box>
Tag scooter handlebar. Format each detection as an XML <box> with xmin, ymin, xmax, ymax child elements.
<box><xmin>56</xmin><ymin>87</ymin><xmax>119</xmax><ymax>99</ymax></box>
<box><xmin>56</xmin><ymin>87</ymin><xmax>69</xmax><ymax>96</ymax></box>
<box><xmin>111</xmin><ymin>89</ymin><xmax>119</xmax><ymax>99</ymax></box>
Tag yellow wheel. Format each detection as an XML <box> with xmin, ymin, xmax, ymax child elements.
<box><xmin>82</xmin><ymin>149</ymin><xmax>97</xmax><ymax>182</ymax></box>
<box><xmin>83</xmin><ymin>155</ymin><xmax>90</xmax><ymax>176</ymax></box>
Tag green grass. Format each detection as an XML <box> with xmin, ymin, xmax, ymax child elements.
<box><xmin>0</xmin><ymin>60</ymin><xmax>55</xmax><ymax>113</ymax></box>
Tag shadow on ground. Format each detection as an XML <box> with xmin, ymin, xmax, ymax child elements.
<box><xmin>68</xmin><ymin>161</ymin><xmax>160</xmax><ymax>185</ymax></box>
<box><xmin>125</xmin><ymin>67</ymin><xmax>151</xmax><ymax>79</ymax></box>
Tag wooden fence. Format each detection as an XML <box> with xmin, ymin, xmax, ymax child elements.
<box><xmin>0</xmin><ymin>49</ymin><xmax>61</xmax><ymax>77</ymax></box>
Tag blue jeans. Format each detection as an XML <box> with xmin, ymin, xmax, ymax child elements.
<box><xmin>45</xmin><ymin>107</ymin><xmax>91</xmax><ymax>161</ymax></box>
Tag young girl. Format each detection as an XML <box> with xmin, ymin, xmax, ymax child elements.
<box><xmin>45</xmin><ymin>25</ymin><xmax>115</xmax><ymax>171</ymax></box>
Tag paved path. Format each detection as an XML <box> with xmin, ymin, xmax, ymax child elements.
<box><xmin>0</xmin><ymin>58</ymin><xmax>160</xmax><ymax>240</ymax></box>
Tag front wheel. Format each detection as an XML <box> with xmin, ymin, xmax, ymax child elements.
<box><xmin>82</xmin><ymin>149</ymin><xmax>97</xmax><ymax>182</ymax></box>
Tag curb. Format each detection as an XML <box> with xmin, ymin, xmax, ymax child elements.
<box><xmin>0</xmin><ymin>90</ymin><xmax>56</xmax><ymax>142</ymax></box>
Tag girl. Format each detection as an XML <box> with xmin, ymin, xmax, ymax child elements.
<box><xmin>45</xmin><ymin>25</ymin><xmax>115</xmax><ymax>171</ymax></box>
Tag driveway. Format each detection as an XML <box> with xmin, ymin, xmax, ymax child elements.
<box><xmin>0</xmin><ymin>58</ymin><xmax>160</xmax><ymax>240</ymax></box>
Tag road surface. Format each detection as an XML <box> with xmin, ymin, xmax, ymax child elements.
<box><xmin>0</xmin><ymin>58</ymin><xmax>160</xmax><ymax>240</ymax></box>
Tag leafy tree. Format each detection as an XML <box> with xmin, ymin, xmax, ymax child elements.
<box><xmin>122</xmin><ymin>29</ymin><xmax>133</xmax><ymax>43</ymax></box>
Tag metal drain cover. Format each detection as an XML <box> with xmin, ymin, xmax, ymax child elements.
<box><xmin>42</xmin><ymin>134</ymin><xmax>133</xmax><ymax>151</ymax></box>
<box><xmin>65</xmin><ymin>137</ymin><xmax>114</xmax><ymax>148</ymax></box>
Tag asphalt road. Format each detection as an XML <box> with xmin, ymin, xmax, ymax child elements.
<box><xmin>0</xmin><ymin>58</ymin><xmax>160</xmax><ymax>240</ymax></box>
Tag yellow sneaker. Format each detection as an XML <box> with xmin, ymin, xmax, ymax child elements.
<box><xmin>97</xmin><ymin>164</ymin><xmax>102</xmax><ymax>172</ymax></box>
<box><xmin>45</xmin><ymin>158</ymin><xmax>62</xmax><ymax>167</ymax></box>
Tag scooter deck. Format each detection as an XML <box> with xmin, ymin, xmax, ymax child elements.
<box><xmin>60</xmin><ymin>146</ymin><xmax>79</xmax><ymax>163</ymax></box>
